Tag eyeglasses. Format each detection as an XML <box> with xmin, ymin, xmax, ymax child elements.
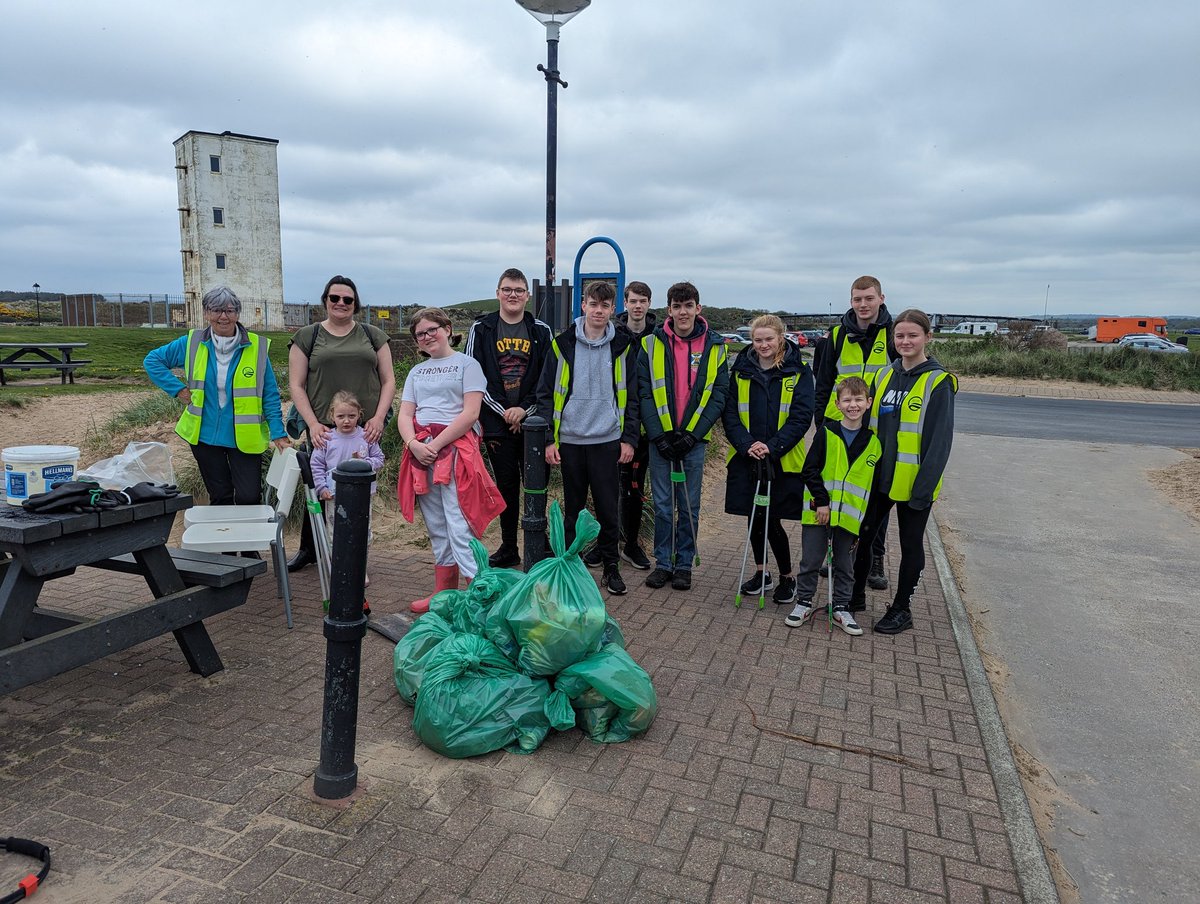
<box><xmin>414</xmin><ymin>326</ymin><xmax>444</xmax><ymax>341</ymax></box>
<box><xmin>208</xmin><ymin>309</ymin><xmax>237</xmax><ymax>317</ymax></box>
<box><xmin>327</xmin><ymin>294</ymin><xmax>355</xmax><ymax>305</ymax></box>
<box><xmin>498</xmin><ymin>287</ymin><xmax>528</xmax><ymax>297</ymax></box>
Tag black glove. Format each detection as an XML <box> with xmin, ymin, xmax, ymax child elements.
<box><xmin>671</xmin><ymin>432</ymin><xmax>697</xmax><ymax>459</ymax></box>
<box><xmin>752</xmin><ymin>457</ymin><xmax>776</xmax><ymax>483</ymax></box>
<box><xmin>122</xmin><ymin>482</ymin><xmax>181</xmax><ymax>503</ymax></box>
<box><xmin>22</xmin><ymin>480</ymin><xmax>103</xmax><ymax>513</ymax></box>
<box><xmin>653</xmin><ymin>432</ymin><xmax>678</xmax><ymax>458</ymax></box>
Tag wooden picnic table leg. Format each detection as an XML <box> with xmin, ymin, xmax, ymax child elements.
<box><xmin>0</xmin><ymin>561</ymin><xmax>45</xmax><ymax>648</ymax></box>
<box><xmin>133</xmin><ymin>545</ymin><xmax>225</xmax><ymax>677</ymax></box>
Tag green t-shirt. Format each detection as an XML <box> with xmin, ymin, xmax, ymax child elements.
<box><xmin>291</xmin><ymin>322</ymin><xmax>390</xmax><ymax>426</ymax></box>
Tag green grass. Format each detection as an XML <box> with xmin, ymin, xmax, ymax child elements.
<box><xmin>0</xmin><ymin>325</ymin><xmax>293</xmax><ymax>382</ymax></box>
<box><xmin>935</xmin><ymin>338</ymin><xmax>1200</xmax><ymax>391</ymax></box>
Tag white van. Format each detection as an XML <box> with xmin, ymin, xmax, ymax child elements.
<box><xmin>948</xmin><ymin>321</ymin><xmax>998</xmax><ymax>336</ymax></box>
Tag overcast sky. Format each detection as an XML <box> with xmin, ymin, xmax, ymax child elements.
<box><xmin>2</xmin><ymin>1</ymin><xmax>1197</xmax><ymax>317</ymax></box>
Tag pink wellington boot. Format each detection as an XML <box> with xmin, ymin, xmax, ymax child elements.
<box><xmin>410</xmin><ymin>564</ymin><xmax>460</xmax><ymax>614</ymax></box>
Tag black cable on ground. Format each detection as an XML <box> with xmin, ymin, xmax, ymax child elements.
<box><xmin>1</xmin><ymin>837</ymin><xmax>50</xmax><ymax>904</ymax></box>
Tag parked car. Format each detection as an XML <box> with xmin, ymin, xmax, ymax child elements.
<box><xmin>719</xmin><ymin>332</ymin><xmax>744</xmax><ymax>345</ymax></box>
<box><xmin>1117</xmin><ymin>333</ymin><xmax>1170</xmax><ymax>346</ymax></box>
<box><xmin>1183</xmin><ymin>328</ymin><xmax>1200</xmax><ymax>335</ymax></box>
<box><xmin>784</xmin><ymin>332</ymin><xmax>808</xmax><ymax>348</ymax></box>
<box><xmin>1122</xmin><ymin>337</ymin><xmax>1189</xmax><ymax>354</ymax></box>
<box><xmin>802</xmin><ymin>329</ymin><xmax>827</xmax><ymax>344</ymax></box>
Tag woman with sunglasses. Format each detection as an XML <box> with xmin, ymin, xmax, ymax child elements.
<box><xmin>144</xmin><ymin>286</ymin><xmax>289</xmax><ymax>505</ymax></box>
<box><xmin>286</xmin><ymin>275</ymin><xmax>396</xmax><ymax>571</ymax></box>
<box><xmin>397</xmin><ymin>308</ymin><xmax>504</xmax><ymax>613</ymax></box>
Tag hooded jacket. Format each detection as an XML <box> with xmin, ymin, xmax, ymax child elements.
<box><xmin>464</xmin><ymin>310</ymin><xmax>554</xmax><ymax>437</ymax></box>
<box><xmin>812</xmin><ymin>304</ymin><xmax>897</xmax><ymax>426</ymax></box>
<box><xmin>534</xmin><ymin>319</ymin><xmax>641</xmax><ymax>448</ymax></box>
<box><xmin>637</xmin><ymin>314</ymin><xmax>729</xmax><ymax>442</ymax></box>
<box><xmin>869</xmin><ymin>355</ymin><xmax>956</xmax><ymax>509</ymax></box>
<box><xmin>720</xmin><ymin>340</ymin><xmax>814</xmax><ymax>519</ymax></box>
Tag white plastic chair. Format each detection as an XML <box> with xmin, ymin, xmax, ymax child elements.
<box><xmin>182</xmin><ymin>447</ymin><xmax>293</xmax><ymax>527</ymax></box>
<box><xmin>180</xmin><ymin>447</ymin><xmax>301</xmax><ymax>628</ymax></box>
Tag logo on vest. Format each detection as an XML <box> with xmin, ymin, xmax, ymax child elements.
<box><xmin>906</xmin><ymin>394</ymin><xmax>923</xmax><ymax>413</ymax></box>
<box><xmin>783</xmin><ymin>377</ymin><xmax>797</xmax><ymax>393</ymax></box>
<box><xmin>241</xmin><ymin>366</ymin><xmax>255</xmax><ymax>378</ymax></box>
<box><xmin>866</xmin><ymin>453</ymin><xmax>878</xmax><ymax>466</ymax></box>
<box><xmin>874</xmin><ymin>341</ymin><xmax>885</xmax><ymax>356</ymax></box>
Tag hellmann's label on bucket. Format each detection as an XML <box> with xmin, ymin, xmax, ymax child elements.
<box><xmin>3</xmin><ymin>444</ymin><xmax>81</xmax><ymax>505</ymax></box>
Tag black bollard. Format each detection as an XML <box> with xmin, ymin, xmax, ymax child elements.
<box><xmin>313</xmin><ymin>458</ymin><xmax>372</xmax><ymax>800</ymax></box>
<box><xmin>522</xmin><ymin>414</ymin><xmax>549</xmax><ymax>570</ymax></box>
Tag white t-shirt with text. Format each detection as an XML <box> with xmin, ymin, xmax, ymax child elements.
<box><xmin>401</xmin><ymin>351</ymin><xmax>487</xmax><ymax>426</ymax></box>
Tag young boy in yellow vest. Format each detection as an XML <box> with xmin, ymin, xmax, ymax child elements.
<box><xmin>785</xmin><ymin>376</ymin><xmax>880</xmax><ymax>635</ymax></box>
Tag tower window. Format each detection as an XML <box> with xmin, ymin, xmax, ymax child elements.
<box><xmin>210</xmin><ymin>155</ymin><xmax>221</xmax><ymax>173</ymax></box>
<box><xmin>215</xmin><ymin>253</ymin><xmax>227</xmax><ymax>270</ymax></box>
<box><xmin>213</xmin><ymin>207</ymin><xmax>224</xmax><ymax>226</ymax></box>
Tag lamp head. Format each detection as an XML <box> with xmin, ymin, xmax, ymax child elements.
<box><xmin>515</xmin><ymin>0</ymin><xmax>590</xmax><ymax>30</ymax></box>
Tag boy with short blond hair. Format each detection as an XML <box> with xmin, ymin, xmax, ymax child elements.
<box><xmin>785</xmin><ymin>376</ymin><xmax>880</xmax><ymax>634</ymax></box>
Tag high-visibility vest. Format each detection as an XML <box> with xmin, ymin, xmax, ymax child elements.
<box><xmin>801</xmin><ymin>427</ymin><xmax>881</xmax><ymax>535</ymax></box>
<box><xmin>642</xmin><ymin>334</ymin><xmax>726</xmax><ymax>439</ymax></box>
<box><xmin>175</xmin><ymin>329</ymin><xmax>270</xmax><ymax>453</ymax></box>
<box><xmin>725</xmin><ymin>370</ymin><xmax>807</xmax><ymax>473</ymax></box>
<box><xmin>869</xmin><ymin>366</ymin><xmax>957</xmax><ymax>502</ymax></box>
<box><xmin>824</xmin><ymin>326</ymin><xmax>891</xmax><ymax>421</ymax></box>
<box><xmin>548</xmin><ymin>338</ymin><xmax>633</xmax><ymax>445</ymax></box>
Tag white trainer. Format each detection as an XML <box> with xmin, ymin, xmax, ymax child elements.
<box><xmin>833</xmin><ymin>609</ymin><xmax>863</xmax><ymax>636</ymax></box>
<box><xmin>784</xmin><ymin>603</ymin><xmax>814</xmax><ymax>627</ymax></box>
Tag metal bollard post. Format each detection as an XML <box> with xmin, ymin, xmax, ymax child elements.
<box><xmin>313</xmin><ymin>458</ymin><xmax>372</xmax><ymax>800</ymax></box>
<box><xmin>522</xmin><ymin>414</ymin><xmax>549</xmax><ymax>570</ymax></box>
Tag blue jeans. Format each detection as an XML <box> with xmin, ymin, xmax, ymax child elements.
<box><xmin>648</xmin><ymin>442</ymin><xmax>705</xmax><ymax>573</ymax></box>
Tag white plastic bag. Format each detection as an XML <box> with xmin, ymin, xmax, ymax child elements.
<box><xmin>79</xmin><ymin>441</ymin><xmax>176</xmax><ymax>489</ymax></box>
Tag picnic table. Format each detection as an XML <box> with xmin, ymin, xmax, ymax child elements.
<box><xmin>0</xmin><ymin>342</ymin><xmax>90</xmax><ymax>385</ymax></box>
<box><xmin>0</xmin><ymin>494</ymin><xmax>266</xmax><ymax>694</ymax></box>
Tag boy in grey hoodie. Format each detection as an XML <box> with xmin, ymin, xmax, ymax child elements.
<box><xmin>536</xmin><ymin>282</ymin><xmax>641</xmax><ymax>595</ymax></box>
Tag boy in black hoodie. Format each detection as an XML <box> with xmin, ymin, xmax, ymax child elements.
<box><xmin>785</xmin><ymin>377</ymin><xmax>879</xmax><ymax>635</ymax></box>
<box><xmin>812</xmin><ymin>275</ymin><xmax>897</xmax><ymax>593</ymax></box>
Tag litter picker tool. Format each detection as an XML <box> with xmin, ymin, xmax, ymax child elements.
<box><xmin>825</xmin><ymin>531</ymin><xmax>835</xmax><ymax>631</ymax></box>
<box><xmin>297</xmin><ymin>451</ymin><xmax>333</xmax><ymax>613</ymax></box>
<box><xmin>734</xmin><ymin>463</ymin><xmax>766</xmax><ymax>607</ymax></box>
<box><xmin>672</xmin><ymin>457</ymin><xmax>700</xmax><ymax>568</ymax></box>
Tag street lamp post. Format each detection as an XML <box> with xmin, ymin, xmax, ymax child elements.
<box><xmin>1044</xmin><ymin>283</ymin><xmax>1050</xmax><ymax>323</ymax></box>
<box><xmin>32</xmin><ymin>283</ymin><xmax>40</xmax><ymax>325</ymax></box>
<box><xmin>515</xmin><ymin>0</ymin><xmax>590</xmax><ymax>331</ymax></box>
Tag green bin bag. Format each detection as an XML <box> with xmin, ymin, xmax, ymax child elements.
<box><xmin>555</xmin><ymin>643</ymin><xmax>658</xmax><ymax>743</ymax></box>
<box><xmin>484</xmin><ymin>502</ymin><xmax>608</xmax><ymax>676</ymax></box>
<box><xmin>393</xmin><ymin>611</ymin><xmax>453</xmax><ymax>704</ymax></box>
<box><xmin>430</xmin><ymin>539</ymin><xmax>525</xmax><ymax>635</ymax></box>
<box><xmin>413</xmin><ymin>633</ymin><xmax>573</xmax><ymax>758</ymax></box>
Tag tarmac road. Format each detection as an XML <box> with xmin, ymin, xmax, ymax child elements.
<box><xmin>937</xmin><ymin>431</ymin><xmax>1200</xmax><ymax>903</ymax></box>
<box><xmin>957</xmin><ymin>392</ymin><xmax>1200</xmax><ymax>445</ymax></box>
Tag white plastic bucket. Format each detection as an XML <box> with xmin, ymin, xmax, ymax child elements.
<box><xmin>3</xmin><ymin>445</ymin><xmax>82</xmax><ymax>505</ymax></box>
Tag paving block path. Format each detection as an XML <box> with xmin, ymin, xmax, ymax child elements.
<box><xmin>0</xmin><ymin>519</ymin><xmax>1028</xmax><ymax>903</ymax></box>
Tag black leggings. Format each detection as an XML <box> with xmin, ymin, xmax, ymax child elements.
<box><xmin>749</xmin><ymin>510</ymin><xmax>792</xmax><ymax>574</ymax></box>
<box><xmin>190</xmin><ymin>442</ymin><xmax>263</xmax><ymax>505</ymax></box>
<box><xmin>851</xmin><ymin>496</ymin><xmax>932</xmax><ymax>612</ymax></box>
<box><xmin>484</xmin><ymin>433</ymin><xmax>524</xmax><ymax>546</ymax></box>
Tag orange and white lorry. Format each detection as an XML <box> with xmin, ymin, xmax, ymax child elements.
<box><xmin>1089</xmin><ymin>317</ymin><xmax>1169</xmax><ymax>343</ymax></box>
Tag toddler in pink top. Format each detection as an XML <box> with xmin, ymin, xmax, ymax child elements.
<box><xmin>310</xmin><ymin>391</ymin><xmax>385</xmax><ymax>584</ymax></box>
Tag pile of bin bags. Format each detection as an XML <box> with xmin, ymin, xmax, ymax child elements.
<box><xmin>394</xmin><ymin>503</ymin><xmax>657</xmax><ymax>758</ymax></box>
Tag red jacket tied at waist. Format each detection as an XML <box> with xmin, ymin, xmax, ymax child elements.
<box><xmin>396</xmin><ymin>423</ymin><xmax>505</xmax><ymax>538</ymax></box>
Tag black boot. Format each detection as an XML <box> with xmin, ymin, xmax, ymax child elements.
<box><xmin>867</xmin><ymin>555</ymin><xmax>889</xmax><ymax>590</ymax></box>
<box><xmin>489</xmin><ymin>542</ymin><xmax>521</xmax><ymax>569</ymax></box>
<box><xmin>287</xmin><ymin>509</ymin><xmax>317</xmax><ymax>572</ymax></box>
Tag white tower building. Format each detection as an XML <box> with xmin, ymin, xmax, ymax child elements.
<box><xmin>174</xmin><ymin>130</ymin><xmax>284</xmax><ymax>330</ymax></box>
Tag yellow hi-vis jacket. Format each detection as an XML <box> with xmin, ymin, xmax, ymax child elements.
<box><xmin>175</xmin><ymin>329</ymin><xmax>270</xmax><ymax>453</ymax></box>
<box><xmin>869</xmin><ymin>366</ymin><xmax>956</xmax><ymax>502</ymax></box>
<box><xmin>801</xmin><ymin>427</ymin><xmax>881</xmax><ymax>535</ymax></box>
<box><xmin>823</xmin><ymin>325</ymin><xmax>891</xmax><ymax>421</ymax></box>
<box><xmin>641</xmin><ymin>334</ymin><xmax>726</xmax><ymax>439</ymax></box>
<box><xmin>725</xmin><ymin>371</ymin><xmax>807</xmax><ymax>473</ymax></box>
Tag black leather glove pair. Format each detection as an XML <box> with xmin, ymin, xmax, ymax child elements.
<box><xmin>122</xmin><ymin>482</ymin><xmax>180</xmax><ymax>503</ymax></box>
<box><xmin>653</xmin><ymin>431</ymin><xmax>697</xmax><ymax>461</ymax></box>
<box><xmin>22</xmin><ymin>480</ymin><xmax>105</xmax><ymax>513</ymax></box>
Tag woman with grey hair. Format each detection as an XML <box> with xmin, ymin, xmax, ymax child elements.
<box><xmin>144</xmin><ymin>286</ymin><xmax>288</xmax><ymax>504</ymax></box>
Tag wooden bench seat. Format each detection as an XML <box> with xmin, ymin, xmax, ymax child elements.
<box><xmin>92</xmin><ymin>547</ymin><xmax>268</xmax><ymax>587</ymax></box>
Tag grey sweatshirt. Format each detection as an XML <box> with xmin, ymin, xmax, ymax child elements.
<box><xmin>558</xmin><ymin>318</ymin><xmax>621</xmax><ymax>445</ymax></box>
